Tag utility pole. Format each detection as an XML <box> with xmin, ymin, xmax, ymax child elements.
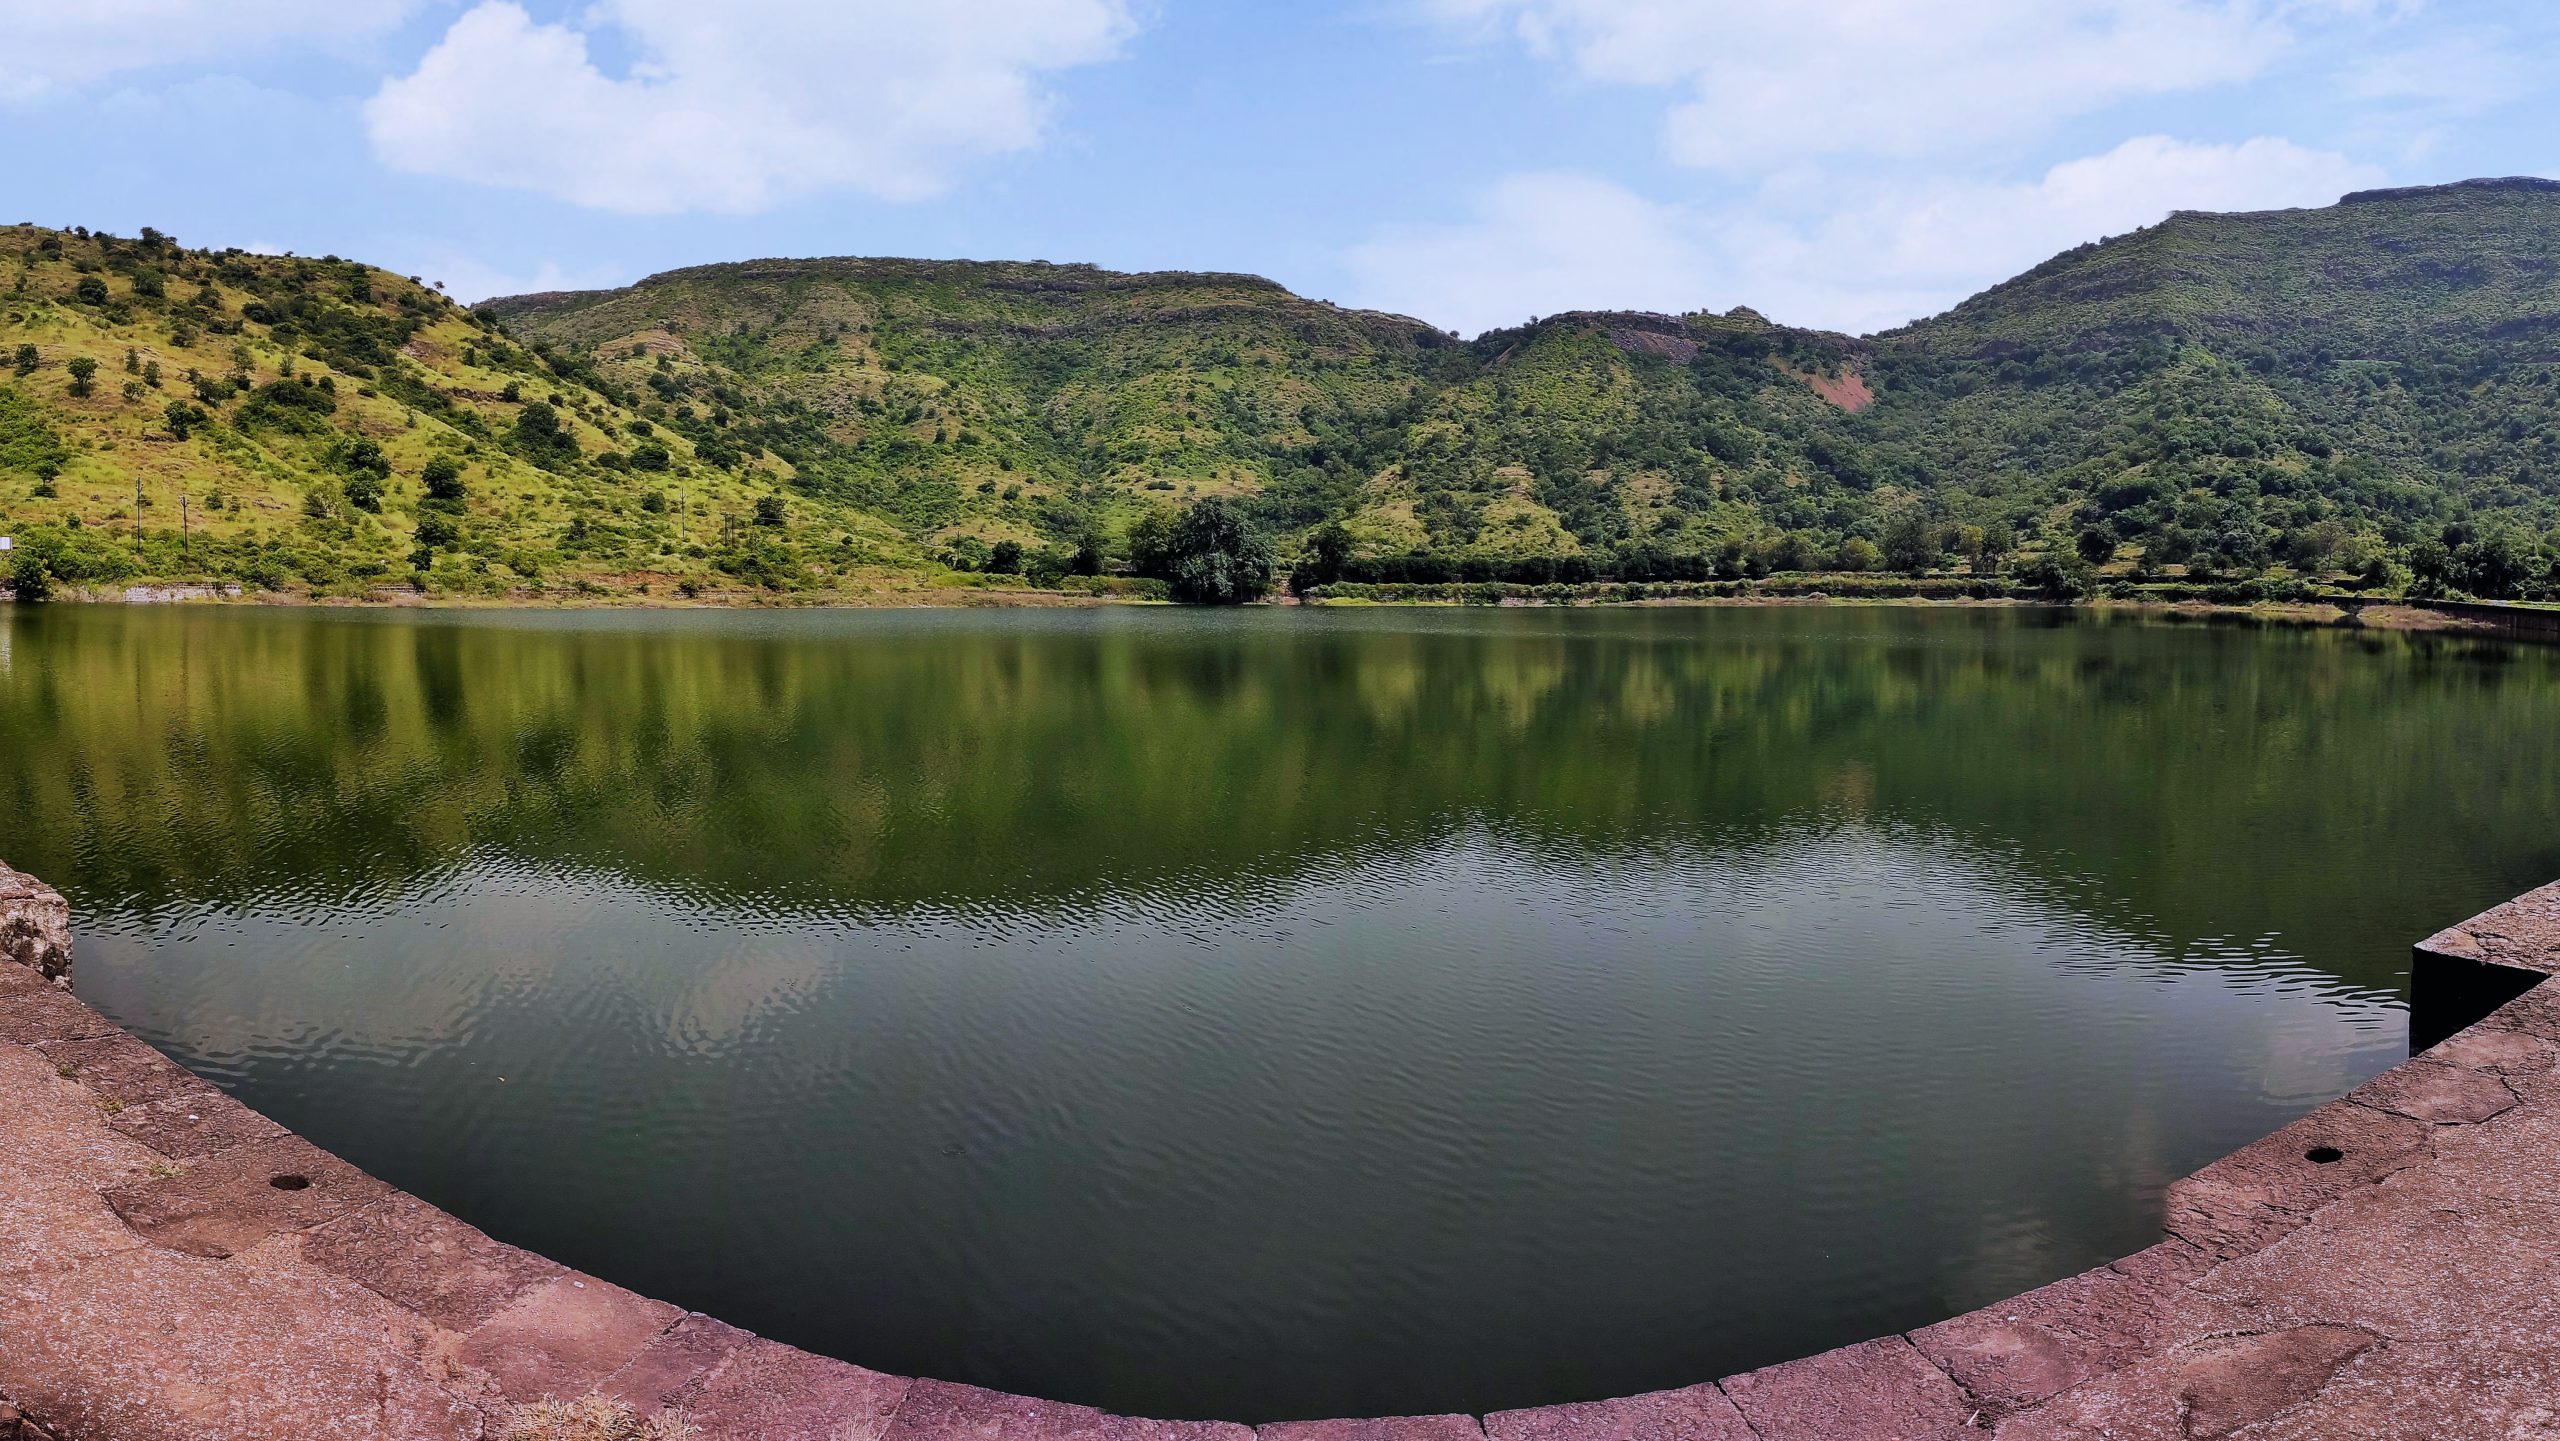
<box><xmin>133</xmin><ymin>475</ymin><xmax>143</xmax><ymax>550</ymax></box>
<box><xmin>180</xmin><ymin>493</ymin><xmax>190</xmax><ymax>554</ymax></box>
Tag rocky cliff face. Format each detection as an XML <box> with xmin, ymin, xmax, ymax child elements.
<box><xmin>0</xmin><ymin>863</ymin><xmax>72</xmax><ymax>986</ymax></box>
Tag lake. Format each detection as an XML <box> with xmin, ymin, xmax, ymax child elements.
<box><xmin>2</xmin><ymin>602</ymin><xmax>2554</xmax><ymax>1421</ymax></box>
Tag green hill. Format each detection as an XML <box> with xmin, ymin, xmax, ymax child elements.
<box><xmin>5</xmin><ymin>178</ymin><xmax>2558</xmax><ymax>603</ymax></box>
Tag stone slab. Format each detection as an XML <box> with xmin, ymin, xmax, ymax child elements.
<box><xmin>460</xmin><ymin>1272</ymin><xmax>682</xmax><ymax>1404</ymax></box>
<box><xmin>0</xmin><ymin>1043</ymin><xmax>174</xmax><ymax>1190</ymax></box>
<box><xmin>2192</xmin><ymin>1170</ymin><xmax>2560</xmax><ymax>1350</ymax></box>
<box><xmin>599</xmin><ymin>1314</ymin><xmax>757</xmax><ymax>1414</ymax></box>
<box><xmin>2343</xmin><ymin>1055</ymin><xmax>2518</xmax><ymax>1125</ymax></box>
<box><xmin>34</xmin><ymin>1033</ymin><xmax>205</xmax><ymax>1110</ymax></box>
<box><xmin>0</xmin><ymin>985</ymin><xmax>113</xmax><ymax>1047</ymax></box>
<box><xmin>106</xmin><ymin>1085</ymin><xmax>291</xmax><ymax>1161</ymax></box>
<box><xmin>1988</xmin><ymin>1325</ymin><xmax>2376</xmax><ymax>1440</ymax></box>
<box><xmin>2162</xmin><ymin>1099</ymin><xmax>2431</xmax><ymax>1258</ymax></box>
<box><xmin>0</xmin><ymin>1243</ymin><xmax>490</xmax><ymax>1441</ymax></box>
<box><xmin>1481</xmin><ymin>1384</ymin><xmax>1753</xmax><ymax>1441</ymax></box>
<box><xmin>1718</xmin><ymin>1337</ymin><xmax>1975</xmax><ymax>1441</ymax></box>
<box><xmin>303</xmin><ymin>1192</ymin><xmax>565</xmax><ymax>1333</ymax></box>
<box><xmin>103</xmin><ymin>1134</ymin><xmax>392</xmax><ymax>1259</ymax></box>
<box><xmin>2417</xmin><ymin>879</ymin><xmax>2560</xmax><ymax>974</ymax></box>
<box><xmin>664</xmin><ymin>1337</ymin><xmax>911</xmax><ymax>1441</ymax></box>
<box><xmin>881</xmin><ymin>1378</ymin><xmax>1255</xmax><ymax>1441</ymax></box>
<box><xmin>1911</xmin><ymin>1251</ymin><xmax>2244</xmax><ymax>1420</ymax></box>
<box><xmin>0</xmin><ymin>1168</ymin><xmax>147</xmax><ymax>1282</ymax></box>
<box><xmin>2232</xmin><ymin>1340</ymin><xmax>2560</xmax><ymax>1441</ymax></box>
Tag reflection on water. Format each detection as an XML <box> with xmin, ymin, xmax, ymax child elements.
<box><xmin>2</xmin><ymin>604</ymin><xmax>2556</xmax><ymax>1420</ymax></box>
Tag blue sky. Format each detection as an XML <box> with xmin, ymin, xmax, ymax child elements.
<box><xmin>3</xmin><ymin>1</ymin><xmax>2553</xmax><ymax>335</ymax></box>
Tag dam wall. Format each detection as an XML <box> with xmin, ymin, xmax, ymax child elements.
<box><xmin>5</xmin><ymin>864</ymin><xmax>2560</xmax><ymax>1438</ymax></box>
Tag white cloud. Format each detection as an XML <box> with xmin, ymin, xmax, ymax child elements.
<box><xmin>0</xmin><ymin>0</ymin><xmax>419</xmax><ymax>103</ymax></box>
<box><xmin>365</xmin><ymin>0</ymin><xmax>1139</xmax><ymax>214</ymax></box>
<box><xmin>1427</xmin><ymin>0</ymin><xmax>2387</xmax><ymax>172</ymax></box>
<box><xmin>1342</xmin><ymin>174</ymin><xmax>1720</xmax><ymax>337</ymax></box>
<box><xmin>1342</xmin><ymin>137</ymin><xmax>2385</xmax><ymax>336</ymax></box>
<box><xmin>417</xmin><ymin>256</ymin><xmax>622</xmax><ymax>307</ymax></box>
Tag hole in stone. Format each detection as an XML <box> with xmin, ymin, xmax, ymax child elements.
<box><xmin>270</xmin><ymin>1174</ymin><xmax>312</xmax><ymax>1191</ymax></box>
<box><xmin>2305</xmin><ymin>1146</ymin><xmax>2344</xmax><ymax>1165</ymax></box>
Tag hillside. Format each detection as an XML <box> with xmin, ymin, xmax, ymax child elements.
<box><xmin>0</xmin><ymin>226</ymin><xmax>989</xmax><ymax>601</ymax></box>
<box><xmin>5</xmin><ymin>179</ymin><xmax>2559</xmax><ymax>602</ymax></box>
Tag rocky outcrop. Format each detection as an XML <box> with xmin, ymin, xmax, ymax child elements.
<box><xmin>0</xmin><ymin>863</ymin><xmax>70</xmax><ymax>986</ymax></box>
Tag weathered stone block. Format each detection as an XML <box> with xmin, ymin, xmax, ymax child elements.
<box><xmin>1259</xmin><ymin>1416</ymin><xmax>1484</xmax><ymax>1441</ymax></box>
<box><xmin>460</xmin><ymin>1272</ymin><xmax>682</xmax><ymax>1404</ymax></box>
<box><xmin>34</xmin><ymin>1034</ymin><xmax>202</xmax><ymax>1110</ymax></box>
<box><xmin>2163</xmin><ymin>1100</ymin><xmax>2430</xmax><ymax>1258</ymax></box>
<box><xmin>1719</xmin><ymin>1337</ymin><xmax>1974</xmax><ymax>1441</ymax></box>
<box><xmin>1483</xmin><ymin>1383</ymin><xmax>1753</xmax><ymax>1441</ymax></box>
<box><xmin>1990</xmin><ymin>1325</ymin><xmax>2374</xmax><ymax>1439</ymax></box>
<box><xmin>105</xmin><ymin>1085</ymin><xmax>290</xmax><ymax>1162</ymax></box>
<box><xmin>303</xmin><ymin>1192</ymin><xmax>563</xmax><ymax>1333</ymax></box>
<box><xmin>0</xmin><ymin>864</ymin><xmax>70</xmax><ymax>987</ymax></box>
<box><xmin>102</xmin><ymin>1134</ymin><xmax>391</xmax><ymax>1259</ymax></box>
<box><xmin>661</xmin><ymin>1337</ymin><xmax>909</xmax><ymax>1441</ymax></box>
<box><xmin>1912</xmin><ymin>1253</ymin><xmax>2242</xmax><ymax>1420</ymax></box>
<box><xmin>600</xmin><ymin>1314</ymin><xmax>757</xmax><ymax>1415</ymax></box>
<box><xmin>2345</xmin><ymin>1056</ymin><xmax>2518</xmax><ymax>1125</ymax></box>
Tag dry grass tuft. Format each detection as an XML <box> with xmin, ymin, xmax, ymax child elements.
<box><xmin>504</xmin><ymin>1394</ymin><xmax>698</xmax><ymax>1441</ymax></box>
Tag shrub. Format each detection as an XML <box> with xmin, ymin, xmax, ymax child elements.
<box><xmin>7</xmin><ymin>548</ymin><xmax>56</xmax><ymax>601</ymax></box>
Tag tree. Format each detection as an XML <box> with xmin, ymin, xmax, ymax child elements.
<box><xmin>1292</xmin><ymin>520</ymin><xmax>1354</xmax><ymax>593</ymax></box>
<box><xmin>11</xmin><ymin>344</ymin><xmax>36</xmax><ymax>377</ymax></box>
<box><xmin>1164</xmin><ymin>497</ymin><xmax>1274</xmax><ymax>605</ymax></box>
<box><xmin>2016</xmin><ymin>550</ymin><xmax>2094</xmax><ymax>599</ymax></box>
<box><xmin>66</xmin><ymin>357</ymin><xmax>98</xmax><ymax>398</ymax></box>
<box><xmin>162</xmin><ymin>401</ymin><xmax>204</xmax><ymax>440</ymax></box>
<box><xmin>2075</xmin><ymin>527</ymin><xmax>2117</xmax><ymax>566</ymax></box>
<box><xmin>1883</xmin><ymin>512</ymin><xmax>1943</xmax><ymax>573</ymax></box>
<box><xmin>343</xmin><ymin>472</ymin><xmax>383</xmax><ymax>512</ymax></box>
<box><xmin>753</xmin><ymin>493</ymin><xmax>787</xmax><ymax>527</ymax></box>
<box><xmin>1069</xmin><ymin>530</ymin><xmax>1106</xmax><ymax>577</ymax></box>
<box><xmin>421</xmin><ymin>456</ymin><xmax>467</xmax><ymax>502</ymax></box>
<box><xmin>2407</xmin><ymin>540</ymin><xmax>2455</xmax><ymax>598</ymax></box>
<box><xmin>2452</xmin><ymin>524</ymin><xmax>2538</xmax><ymax>599</ymax></box>
<box><xmin>988</xmin><ymin>539</ymin><xmax>1024</xmax><ymax>574</ymax></box>
<box><xmin>1127</xmin><ymin>506</ymin><xmax>1178</xmax><ymax>579</ymax></box>
<box><xmin>1834</xmin><ymin>537</ymin><xmax>1881</xmax><ymax>573</ymax></box>
<box><xmin>74</xmin><ymin>276</ymin><xmax>109</xmax><ymax>306</ymax></box>
<box><xmin>510</xmin><ymin>401</ymin><xmax>577</xmax><ymax>466</ymax></box>
<box><xmin>629</xmin><ymin>441</ymin><xmax>671</xmax><ymax>472</ymax></box>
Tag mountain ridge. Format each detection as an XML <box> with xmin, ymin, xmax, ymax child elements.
<box><xmin>3</xmin><ymin>178</ymin><xmax>2557</xmax><ymax>601</ymax></box>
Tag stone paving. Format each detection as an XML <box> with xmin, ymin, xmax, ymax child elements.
<box><xmin>6</xmin><ymin>865</ymin><xmax>2560</xmax><ymax>1440</ymax></box>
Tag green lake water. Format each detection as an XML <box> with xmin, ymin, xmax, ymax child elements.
<box><xmin>2</xmin><ymin>603</ymin><xmax>2554</xmax><ymax>1420</ymax></box>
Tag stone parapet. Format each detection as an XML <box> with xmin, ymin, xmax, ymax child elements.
<box><xmin>2</xmin><ymin>868</ymin><xmax>2559</xmax><ymax>1438</ymax></box>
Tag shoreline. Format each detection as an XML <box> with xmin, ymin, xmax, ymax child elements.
<box><xmin>2</xmin><ymin>584</ymin><xmax>2542</xmax><ymax>644</ymax></box>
